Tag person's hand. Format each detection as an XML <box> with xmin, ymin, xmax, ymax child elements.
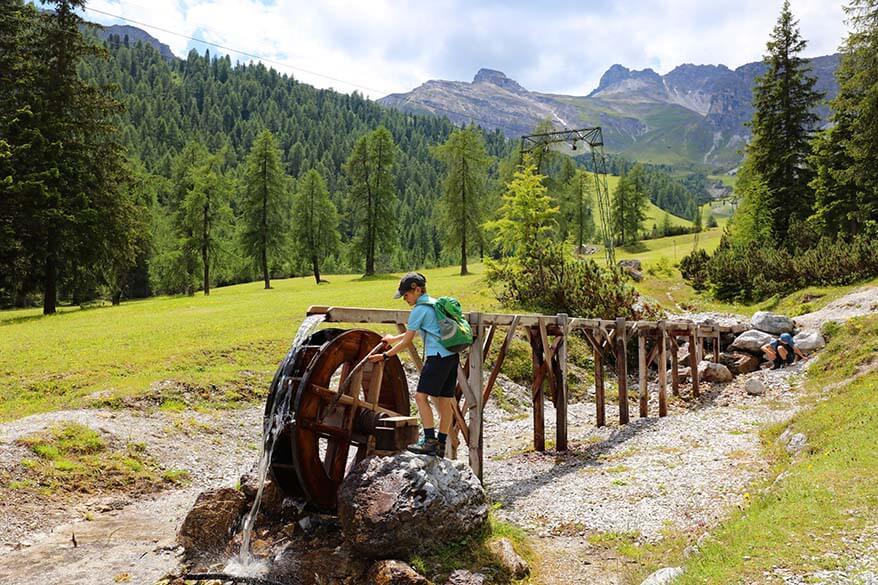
<box><xmin>367</xmin><ymin>353</ymin><xmax>385</xmax><ymax>363</ymax></box>
<box><xmin>381</xmin><ymin>333</ymin><xmax>396</xmax><ymax>344</ymax></box>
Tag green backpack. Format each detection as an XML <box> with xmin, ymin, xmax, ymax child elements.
<box><xmin>416</xmin><ymin>296</ymin><xmax>474</xmax><ymax>353</ymax></box>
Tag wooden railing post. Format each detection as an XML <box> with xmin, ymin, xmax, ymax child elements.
<box><xmin>615</xmin><ymin>317</ymin><xmax>629</xmax><ymax>424</ymax></box>
<box><xmin>689</xmin><ymin>325</ymin><xmax>700</xmax><ymax>398</ymax></box>
<box><xmin>468</xmin><ymin>312</ymin><xmax>484</xmax><ymax>480</ymax></box>
<box><xmin>638</xmin><ymin>331</ymin><xmax>648</xmax><ymax>417</ymax></box>
<box><xmin>595</xmin><ymin>336</ymin><xmax>605</xmax><ymax>427</ymax></box>
<box><xmin>658</xmin><ymin>322</ymin><xmax>668</xmax><ymax>417</ymax></box>
<box><xmin>528</xmin><ymin>326</ymin><xmax>546</xmax><ymax>452</ymax></box>
<box><xmin>556</xmin><ymin>314</ymin><xmax>569</xmax><ymax>451</ymax></box>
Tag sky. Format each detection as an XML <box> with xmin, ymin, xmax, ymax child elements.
<box><xmin>74</xmin><ymin>0</ymin><xmax>849</xmax><ymax>99</ymax></box>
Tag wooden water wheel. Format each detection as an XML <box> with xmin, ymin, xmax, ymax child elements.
<box><xmin>264</xmin><ymin>328</ymin><xmax>416</xmax><ymax>510</ymax></box>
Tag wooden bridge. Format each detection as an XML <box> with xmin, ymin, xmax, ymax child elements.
<box><xmin>307</xmin><ymin>306</ymin><xmax>742</xmax><ymax>480</ymax></box>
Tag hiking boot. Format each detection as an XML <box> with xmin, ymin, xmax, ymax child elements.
<box><xmin>407</xmin><ymin>437</ymin><xmax>441</xmax><ymax>456</ymax></box>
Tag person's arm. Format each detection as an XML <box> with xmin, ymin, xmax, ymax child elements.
<box><xmin>369</xmin><ymin>329</ymin><xmax>416</xmax><ymax>362</ymax></box>
<box><xmin>794</xmin><ymin>346</ymin><xmax>807</xmax><ymax>360</ymax></box>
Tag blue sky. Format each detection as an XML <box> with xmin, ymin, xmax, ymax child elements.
<box><xmin>76</xmin><ymin>0</ymin><xmax>848</xmax><ymax>99</ymax></box>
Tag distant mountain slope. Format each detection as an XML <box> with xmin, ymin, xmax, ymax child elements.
<box><xmin>379</xmin><ymin>56</ymin><xmax>839</xmax><ymax>168</ymax></box>
<box><xmin>89</xmin><ymin>23</ymin><xmax>176</xmax><ymax>61</ymax></box>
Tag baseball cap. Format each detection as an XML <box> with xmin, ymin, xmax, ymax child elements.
<box><xmin>393</xmin><ymin>272</ymin><xmax>426</xmax><ymax>299</ymax></box>
<box><xmin>779</xmin><ymin>333</ymin><xmax>794</xmax><ymax>345</ymax></box>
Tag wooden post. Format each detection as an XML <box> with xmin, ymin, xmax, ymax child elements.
<box><xmin>595</xmin><ymin>335</ymin><xmax>605</xmax><ymax>427</ymax></box>
<box><xmin>615</xmin><ymin>317</ymin><xmax>629</xmax><ymax>424</ymax></box>
<box><xmin>468</xmin><ymin>312</ymin><xmax>484</xmax><ymax>480</ymax></box>
<box><xmin>396</xmin><ymin>323</ymin><xmax>423</xmax><ymax>370</ymax></box>
<box><xmin>658</xmin><ymin>323</ymin><xmax>668</xmax><ymax>417</ymax></box>
<box><xmin>555</xmin><ymin>314</ymin><xmax>569</xmax><ymax>451</ymax></box>
<box><xmin>714</xmin><ymin>330</ymin><xmax>721</xmax><ymax>363</ymax></box>
<box><xmin>668</xmin><ymin>331</ymin><xmax>680</xmax><ymax>396</ymax></box>
<box><xmin>689</xmin><ymin>326</ymin><xmax>700</xmax><ymax>398</ymax></box>
<box><xmin>528</xmin><ymin>327</ymin><xmax>546</xmax><ymax>452</ymax></box>
<box><xmin>638</xmin><ymin>332</ymin><xmax>648</xmax><ymax>417</ymax></box>
<box><xmin>482</xmin><ymin>317</ymin><xmax>520</xmax><ymax>403</ymax></box>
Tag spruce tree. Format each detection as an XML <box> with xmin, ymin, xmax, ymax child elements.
<box><xmin>239</xmin><ymin>130</ymin><xmax>291</xmax><ymax>289</ymax></box>
<box><xmin>746</xmin><ymin>0</ymin><xmax>823</xmax><ymax>242</ymax></box>
<box><xmin>344</xmin><ymin>127</ymin><xmax>398</xmax><ymax>276</ymax></box>
<box><xmin>810</xmin><ymin>0</ymin><xmax>878</xmax><ymax>235</ymax></box>
<box><xmin>431</xmin><ymin>125</ymin><xmax>491</xmax><ymax>275</ymax></box>
<box><xmin>563</xmin><ymin>169</ymin><xmax>596</xmax><ymax>252</ymax></box>
<box><xmin>611</xmin><ymin>168</ymin><xmax>648</xmax><ymax>245</ymax></box>
<box><xmin>291</xmin><ymin>169</ymin><xmax>340</xmax><ymax>284</ymax></box>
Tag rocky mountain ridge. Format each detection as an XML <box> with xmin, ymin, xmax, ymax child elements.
<box><xmin>380</xmin><ymin>55</ymin><xmax>840</xmax><ymax>168</ymax></box>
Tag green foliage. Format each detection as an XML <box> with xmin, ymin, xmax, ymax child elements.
<box><xmin>611</xmin><ymin>166</ymin><xmax>649</xmax><ymax>245</ymax></box>
<box><xmin>291</xmin><ymin>169</ymin><xmax>340</xmax><ymax>284</ymax></box>
<box><xmin>239</xmin><ymin>130</ymin><xmax>293</xmax><ymax>288</ymax></box>
<box><xmin>744</xmin><ymin>0</ymin><xmax>823</xmax><ymax>243</ymax></box>
<box><xmin>432</xmin><ymin>125</ymin><xmax>492</xmax><ymax>275</ymax></box>
<box><xmin>679</xmin><ymin>249</ymin><xmax>711</xmax><ymax>291</ymax></box>
<box><xmin>809</xmin><ymin>0</ymin><xmax>878</xmax><ymax>236</ymax></box>
<box><xmin>344</xmin><ymin>127</ymin><xmax>399</xmax><ymax>276</ymax></box>
<box><xmin>562</xmin><ymin>169</ymin><xmax>596</xmax><ymax>250</ymax></box>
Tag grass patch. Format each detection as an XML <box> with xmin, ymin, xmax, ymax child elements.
<box><xmin>409</xmin><ymin>509</ymin><xmax>536</xmax><ymax>583</ymax></box>
<box><xmin>12</xmin><ymin>422</ymin><xmax>187</xmax><ymax>495</ymax></box>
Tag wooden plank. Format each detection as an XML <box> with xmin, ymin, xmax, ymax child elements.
<box><xmin>396</xmin><ymin>323</ymin><xmax>423</xmax><ymax>371</ymax></box>
<box><xmin>670</xmin><ymin>333</ymin><xmax>680</xmax><ymax>397</ymax></box>
<box><xmin>366</xmin><ymin>360</ymin><xmax>384</xmax><ymax>407</ymax></box>
<box><xmin>595</xmin><ymin>343</ymin><xmax>605</xmax><ymax>427</ymax></box>
<box><xmin>538</xmin><ymin>317</ymin><xmax>557</xmax><ymax>395</ymax></box>
<box><xmin>658</xmin><ymin>323</ymin><xmax>668</xmax><ymax>417</ymax></box>
<box><xmin>615</xmin><ymin>317</ymin><xmax>629</xmax><ymax>424</ymax></box>
<box><xmin>638</xmin><ymin>333</ymin><xmax>648</xmax><ymax>418</ymax></box>
<box><xmin>714</xmin><ymin>330</ymin><xmax>721</xmax><ymax>363</ymax></box>
<box><xmin>311</xmin><ymin>384</ymin><xmax>405</xmax><ymax>417</ymax></box>
<box><xmin>689</xmin><ymin>328</ymin><xmax>700</xmax><ymax>398</ymax></box>
<box><xmin>469</xmin><ymin>312</ymin><xmax>485</xmax><ymax>480</ymax></box>
<box><xmin>483</xmin><ymin>316</ymin><xmax>521</xmax><ymax>403</ymax></box>
<box><xmin>482</xmin><ymin>324</ymin><xmax>496</xmax><ymax>363</ymax></box>
<box><xmin>528</xmin><ymin>327</ymin><xmax>546</xmax><ymax>452</ymax></box>
<box><xmin>555</xmin><ymin>313</ymin><xmax>569</xmax><ymax>451</ymax></box>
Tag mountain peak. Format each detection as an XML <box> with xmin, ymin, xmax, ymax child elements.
<box><xmin>472</xmin><ymin>68</ymin><xmax>526</xmax><ymax>92</ymax></box>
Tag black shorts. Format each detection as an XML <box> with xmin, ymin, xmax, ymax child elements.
<box><xmin>417</xmin><ymin>353</ymin><xmax>459</xmax><ymax>398</ymax></box>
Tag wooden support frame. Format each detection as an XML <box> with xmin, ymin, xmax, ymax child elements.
<box><xmin>615</xmin><ymin>317</ymin><xmax>629</xmax><ymax>424</ymax></box>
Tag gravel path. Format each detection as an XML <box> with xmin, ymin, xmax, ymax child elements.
<box><xmin>795</xmin><ymin>286</ymin><xmax>878</xmax><ymax>331</ymax></box>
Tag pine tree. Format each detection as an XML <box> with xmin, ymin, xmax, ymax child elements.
<box><xmin>170</xmin><ymin>140</ymin><xmax>208</xmax><ymax>295</ymax></box>
<box><xmin>344</xmin><ymin>126</ymin><xmax>398</xmax><ymax>276</ymax></box>
<box><xmin>810</xmin><ymin>0</ymin><xmax>878</xmax><ymax>235</ymax></box>
<box><xmin>291</xmin><ymin>169</ymin><xmax>340</xmax><ymax>284</ymax></box>
<box><xmin>746</xmin><ymin>0</ymin><xmax>823</xmax><ymax>242</ymax></box>
<box><xmin>181</xmin><ymin>154</ymin><xmax>234</xmax><ymax>295</ymax></box>
<box><xmin>611</xmin><ymin>168</ymin><xmax>648</xmax><ymax>245</ymax></box>
<box><xmin>563</xmin><ymin>169</ymin><xmax>595</xmax><ymax>251</ymax></box>
<box><xmin>239</xmin><ymin>130</ymin><xmax>291</xmax><ymax>289</ymax></box>
<box><xmin>431</xmin><ymin>125</ymin><xmax>491</xmax><ymax>275</ymax></box>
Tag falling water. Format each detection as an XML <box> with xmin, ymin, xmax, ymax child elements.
<box><xmin>226</xmin><ymin>314</ymin><xmax>326</xmax><ymax>576</ymax></box>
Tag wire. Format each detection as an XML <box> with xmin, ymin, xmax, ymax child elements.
<box><xmin>81</xmin><ymin>5</ymin><xmax>528</xmax><ymax>136</ymax></box>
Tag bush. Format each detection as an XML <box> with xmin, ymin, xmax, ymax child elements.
<box><xmin>679</xmin><ymin>249</ymin><xmax>711</xmax><ymax>291</ymax></box>
<box><xmin>646</xmin><ymin>256</ymin><xmax>675</xmax><ymax>278</ymax></box>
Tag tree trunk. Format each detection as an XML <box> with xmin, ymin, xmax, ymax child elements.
<box><xmin>111</xmin><ymin>290</ymin><xmax>122</xmax><ymax>306</ymax></box>
<box><xmin>43</xmin><ymin>242</ymin><xmax>57</xmax><ymax>315</ymax></box>
<box><xmin>262</xmin><ymin>247</ymin><xmax>270</xmax><ymax>289</ymax></box>
<box><xmin>312</xmin><ymin>255</ymin><xmax>321</xmax><ymax>285</ymax></box>
<box><xmin>202</xmin><ymin>202</ymin><xmax>210</xmax><ymax>296</ymax></box>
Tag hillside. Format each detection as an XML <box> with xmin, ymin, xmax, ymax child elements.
<box><xmin>379</xmin><ymin>56</ymin><xmax>840</xmax><ymax>168</ymax></box>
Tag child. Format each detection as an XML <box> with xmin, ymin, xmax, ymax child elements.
<box><xmin>368</xmin><ymin>272</ymin><xmax>458</xmax><ymax>456</ymax></box>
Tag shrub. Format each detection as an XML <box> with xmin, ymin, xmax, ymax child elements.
<box><xmin>679</xmin><ymin>249</ymin><xmax>711</xmax><ymax>291</ymax></box>
<box><xmin>646</xmin><ymin>256</ymin><xmax>675</xmax><ymax>278</ymax></box>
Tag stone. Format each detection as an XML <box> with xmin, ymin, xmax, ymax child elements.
<box><xmin>488</xmin><ymin>538</ymin><xmax>529</xmax><ymax>579</ymax></box>
<box><xmin>751</xmin><ymin>311</ymin><xmax>795</xmax><ymax>335</ymax></box>
<box><xmin>744</xmin><ymin>378</ymin><xmax>766</xmax><ymax>396</ymax></box>
<box><xmin>729</xmin><ymin>330</ymin><xmax>775</xmax><ymax>354</ymax></box>
<box><xmin>338</xmin><ymin>453</ymin><xmax>488</xmax><ymax>558</ymax></box>
<box><xmin>793</xmin><ymin>331</ymin><xmax>825</xmax><ymax>354</ymax></box>
<box><xmin>445</xmin><ymin>570</ymin><xmax>487</xmax><ymax>585</ymax></box>
<box><xmin>640</xmin><ymin>566</ymin><xmax>684</xmax><ymax>585</ymax></box>
<box><xmin>697</xmin><ymin>361</ymin><xmax>733</xmax><ymax>383</ymax></box>
<box><xmin>178</xmin><ymin>487</ymin><xmax>247</xmax><ymax>557</ymax></box>
<box><xmin>786</xmin><ymin>432</ymin><xmax>807</xmax><ymax>455</ymax></box>
<box><xmin>366</xmin><ymin>560</ymin><xmax>431</xmax><ymax>585</ymax></box>
<box><xmin>617</xmin><ymin>259</ymin><xmax>642</xmax><ymax>271</ymax></box>
<box><xmin>719</xmin><ymin>351</ymin><xmax>761</xmax><ymax>375</ymax></box>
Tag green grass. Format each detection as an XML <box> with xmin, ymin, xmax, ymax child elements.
<box><xmin>0</xmin><ymin>265</ymin><xmax>500</xmax><ymax>421</ymax></box>
<box><xmin>661</xmin><ymin>315</ymin><xmax>878</xmax><ymax>584</ymax></box>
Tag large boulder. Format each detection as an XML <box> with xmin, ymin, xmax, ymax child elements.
<box><xmin>793</xmin><ymin>331</ymin><xmax>826</xmax><ymax>354</ymax></box>
<box><xmin>751</xmin><ymin>311</ymin><xmax>795</xmax><ymax>335</ymax></box>
<box><xmin>618</xmin><ymin>259</ymin><xmax>643</xmax><ymax>281</ymax></box>
<box><xmin>367</xmin><ymin>560</ymin><xmax>431</xmax><ymax>585</ymax></box>
<box><xmin>718</xmin><ymin>351</ymin><xmax>762</xmax><ymax>375</ymax></box>
<box><xmin>178</xmin><ymin>487</ymin><xmax>247</xmax><ymax>557</ymax></box>
<box><xmin>698</xmin><ymin>361</ymin><xmax>733</xmax><ymax>383</ymax></box>
<box><xmin>641</xmin><ymin>567</ymin><xmax>684</xmax><ymax>585</ymax></box>
<box><xmin>338</xmin><ymin>453</ymin><xmax>488</xmax><ymax>558</ymax></box>
<box><xmin>729</xmin><ymin>329</ymin><xmax>775</xmax><ymax>354</ymax></box>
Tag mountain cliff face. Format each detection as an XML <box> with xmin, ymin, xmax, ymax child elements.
<box><xmin>379</xmin><ymin>56</ymin><xmax>840</xmax><ymax>168</ymax></box>
<box><xmin>91</xmin><ymin>24</ymin><xmax>176</xmax><ymax>61</ymax></box>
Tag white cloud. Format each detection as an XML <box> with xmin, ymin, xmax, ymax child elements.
<box><xmin>80</xmin><ymin>0</ymin><xmax>847</xmax><ymax>99</ymax></box>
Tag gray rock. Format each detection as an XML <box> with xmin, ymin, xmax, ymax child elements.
<box><xmin>793</xmin><ymin>331</ymin><xmax>825</xmax><ymax>354</ymax></box>
<box><xmin>445</xmin><ymin>570</ymin><xmax>487</xmax><ymax>585</ymax></box>
<box><xmin>488</xmin><ymin>538</ymin><xmax>529</xmax><ymax>579</ymax></box>
<box><xmin>751</xmin><ymin>311</ymin><xmax>795</xmax><ymax>335</ymax></box>
<box><xmin>367</xmin><ymin>559</ymin><xmax>431</xmax><ymax>585</ymax></box>
<box><xmin>698</xmin><ymin>361</ymin><xmax>733</xmax><ymax>383</ymax></box>
<box><xmin>730</xmin><ymin>329</ymin><xmax>775</xmax><ymax>353</ymax></box>
<box><xmin>786</xmin><ymin>432</ymin><xmax>807</xmax><ymax>455</ymax></box>
<box><xmin>719</xmin><ymin>351</ymin><xmax>762</xmax><ymax>375</ymax></box>
<box><xmin>641</xmin><ymin>566</ymin><xmax>684</xmax><ymax>585</ymax></box>
<box><xmin>338</xmin><ymin>453</ymin><xmax>488</xmax><ymax>558</ymax></box>
<box><xmin>618</xmin><ymin>259</ymin><xmax>642</xmax><ymax>271</ymax></box>
<box><xmin>745</xmin><ymin>378</ymin><xmax>766</xmax><ymax>396</ymax></box>
<box><xmin>177</xmin><ymin>487</ymin><xmax>247</xmax><ymax>557</ymax></box>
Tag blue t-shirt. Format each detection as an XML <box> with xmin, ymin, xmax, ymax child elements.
<box><xmin>407</xmin><ymin>294</ymin><xmax>454</xmax><ymax>358</ymax></box>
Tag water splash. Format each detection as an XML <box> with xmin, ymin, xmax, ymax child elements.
<box><xmin>229</xmin><ymin>314</ymin><xmax>326</xmax><ymax>572</ymax></box>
